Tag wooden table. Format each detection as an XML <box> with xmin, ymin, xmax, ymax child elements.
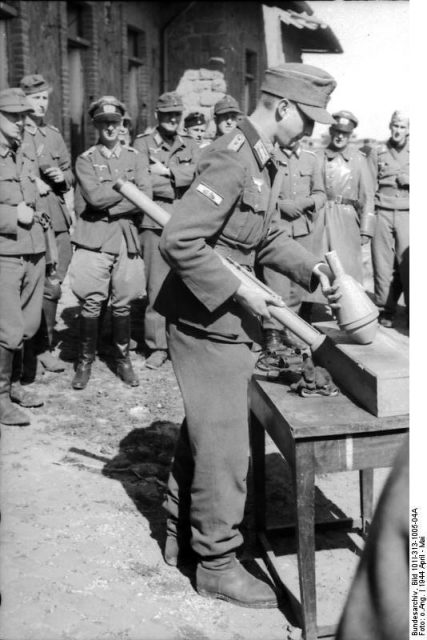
<box><xmin>249</xmin><ymin>375</ymin><xmax>409</xmax><ymax>640</ymax></box>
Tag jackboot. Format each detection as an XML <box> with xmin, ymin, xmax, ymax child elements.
<box><xmin>72</xmin><ymin>316</ymin><xmax>98</xmax><ymax>390</ymax></box>
<box><xmin>37</xmin><ymin>299</ymin><xmax>65</xmax><ymax>372</ymax></box>
<box><xmin>10</xmin><ymin>348</ymin><xmax>44</xmax><ymax>408</ymax></box>
<box><xmin>0</xmin><ymin>346</ymin><xmax>30</xmax><ymax>426</ymax></box>
<box><xmin>112</xmin><ymin>315</ymin><xmax>139</xmax><ymax>387</ymax></box>
<box><xmin>196</xmin><ymin>557</ymin><xmax>280</xmax><ymax>608</ymax></box>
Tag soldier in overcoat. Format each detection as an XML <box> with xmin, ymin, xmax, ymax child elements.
<box><xmin>20</xmin><ymin>74</ymin><xmax>74</xmax><ymax>374</ymax></box>
<box><xmin>155</xmin><ymin>64</ymin><xmax>340</xmax><ymax>607</ymax></box>
<box><xmin>0</xmin><ymin>88</ymin><xmax>46</xmax><ymax>426</ymax></box>
<box><xmin>300</xmin><ymin>111</ymin><xmax>375</xmax><ymax>319</ymax></box>
<box><xmin>69</xmin><ymin>96</ymin><xmax>151</xmax><ymax>390</ymax></box>
<box><xmin>133</xmin><ymin>93</ymin><xmax>198</xmax><ymax>369</ymax></box>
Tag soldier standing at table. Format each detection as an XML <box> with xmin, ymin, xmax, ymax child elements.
<box><xmin>0</xmin><ymin>88</ymin><xmax>45</xmax><ymax>426</ymax></box>
<box><xmin>20</xmin><ymin>73</ymin><xmax>74</xmax><ymax>375</ymax></box>
<box><xmin>69</xmin><ymin>96</ymin><xmax>151</xmax><ymax>390</ymax></box>
<box><xmin>369</xmin><ymin>111</ymin><xmax>409</xmax><ymax>328</ymax></box>
<box><xmin>259</xmin><ymin>140</ymin><xmax>326</xmax><ymax>360</ymax></box>
<box><xmin>213</xmin><ymin>94</ymin><xmax>242</xmax><ymax>138</ymax></box>
<box><xmin>155</xmin><ymin>64</ymin><xmax>340</xmax><ymax>607</ymax></box>
<box><xmin>133</xmin><ymin>92</ymin><xmax>198</xmax><ymax>369</ymax></box>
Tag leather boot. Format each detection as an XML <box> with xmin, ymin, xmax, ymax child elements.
<box><xmin>37</xmin><ymin>299</ymin><xmax>65</xmax><ymax>372</ymax></box>
<box><xmin>0</xmin><ymin>347</ymin><xmax>30</xmax><ymax>426</ymax></box>
<box><xmin>112</xmin><ymin>315</ymin><xmax>139</xmax><ymax>387</ymax></box>
<box><xmin>72</xmin><ymin>316</ymin><xmax>98</xmax><ymax>390</ymax></box>
<box><xmin>196</xmin><ymin>557</ymin><xmax>280</xmax><ymax>608</ymax></box>
<box><xmin>10</xmin><ymin>348</ymin><xmax>44</xmax><ymax>408</ymax></box>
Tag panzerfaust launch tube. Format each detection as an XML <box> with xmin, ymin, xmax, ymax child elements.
<box><xmin>113</xmin><ymin>178</ymin><xmax>325</xmax><ymax>350</ymax></box>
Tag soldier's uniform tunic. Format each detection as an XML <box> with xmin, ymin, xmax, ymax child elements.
<box><xmin>369</xmin><ymin>140</ymin><xmax>409</xmax><ymax>315</ymax></box>
<box><xmin>0</xmin><ymin>140</ymin><xmax>46</xmax><ymax>350</ymax></box>
<box><xmin>24</xmin><ymin>117</ymin><xmax>74</xmax><ymax>284</ymax></box>
<box><xmin>133</xmin><ymin>129</ymin><xmax>198</xmax><ymax>351</ymax></box>
<box><xmin>69</xmin><ymin>142</ymin><xmax>151</xmax><ymax>317</ymax></box>
<box><xmin>262</xmin><ymin>144</ymin><xmax>325</xmax><ymax>319</ymax></box>
<box><xmin>156</xmin><ymin>118</ymin><xmax>320</xmax><ymax>560</ymax></box>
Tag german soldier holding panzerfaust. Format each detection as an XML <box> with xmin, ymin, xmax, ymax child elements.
<box><xmin>155</xmin><ymin>63</ymin><xmax>341</xmax><ymax>608</ymax></box>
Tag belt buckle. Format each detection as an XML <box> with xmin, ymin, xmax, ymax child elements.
<box><xmin>335</xmin><ymin>195</ymin><xmax>343</xmax><ymax>204</ymax></box>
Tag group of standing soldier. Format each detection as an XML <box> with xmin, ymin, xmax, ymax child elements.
<box><xmin>0</xmin><ymin>69</ymin><xmax>410</xmax><ymax>420</ymax></box>
<box><xmin>0</xmin><ymin>61</ymin><xmax>409</xmax><ymax>636</ymax></box>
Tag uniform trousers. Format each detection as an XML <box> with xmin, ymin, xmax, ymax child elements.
<box><xmin>69</xmin><ymin>238</ymin><xmax>145</xmax><ymax>318</ymax></box>
<box><xmin>165</xmin><ymin>322</ymin><xmax>256</xmax><ymax>559</ymax></box>
<box><xmin>371</xmin><ymin>208</ymin><xmax>409</xmax><ymax>314</ymax></box>
<box><xmin>0</xmin><ymin>253</ymin><xmax>45</xmax><ymax>350</ymax></box>
<box><xmin>54</xmin><ymin>230</ymin><xmax>73</xmax><ymax>284</ymax></box>
<box><xmin>140</xmin><ymin>228</ymin><xmax>169</xmax><ymax>351</ymax></box>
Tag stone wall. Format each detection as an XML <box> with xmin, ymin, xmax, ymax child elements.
<box><xmin>166</xmin><ymin>1</ymin><xmax>267</xmax><ymax>120</ymax></box>
<box><xmin>175</xmin><ymin>65</ymin><xmax>227</xmax><ymax>138</ymax></box>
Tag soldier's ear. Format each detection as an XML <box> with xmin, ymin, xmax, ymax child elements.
<box><xmin>276</xmin><ymin>98</ymin><xmax>290</xmax><ymax>121</ymax></box>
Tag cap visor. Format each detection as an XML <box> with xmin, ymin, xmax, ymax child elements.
<box><xmin>157</xmin><ymin>107</ymin><xmax>183</xmax><ymax>113</ymax></box>
<box><xmin>0</xmin><ymin>106</ymin><xmax>31</xmax><ymax>113</ymax></box>
<box><xmin>215</xmin><ymin>109</ymin><xmax>241</xmax><ymax>116</ymax></box>
<box><xmin>93</xmin><ymin>114</ymin><xmax>122</xmax><ymax>122</ymax></box>
<box><xmin>298</xmin><ymin>103</ymin><xmax>335</xmax><ymax>125</ymax></box>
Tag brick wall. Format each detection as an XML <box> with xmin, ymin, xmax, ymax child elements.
<box><xmin>3</xmin><ymin>1</ymin><xmax>164</xmax><ymax>158</ymax></box>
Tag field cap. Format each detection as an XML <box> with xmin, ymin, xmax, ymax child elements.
<box><xmin>214</xmin><ymin>95</ymin><xmax>241</xmax><ymax>116</ymax></box>
<box><xmin>0</xmin><ymin>88</ymin><xmax>32</xmax><ymax>113</ymax></box>
<box><xmin>20</xmin><ymin>74</ymin><xmax>52</xmax><ymax>95</ymax></box>
<box><xmin>184</xmin><ymin>112</ymin><xmax>206</xmax><ymax>128</ymax></box>
<box><xmin>331</xmin><ymin>110</ymin><xmax>358</xmax><ymax>132</ymax></box>
<box><xmin>390</xmin><ymin>110</ymin><xmax>409</xmax><ymax>125</ymax></box>
<box><xmin>261</xmin><ymin>63</ymin><xmax>336</xmax><ymax>124</ymax></box>
<box><xmin>89</xmin><ymin>96</ymin><xmax>125</xmax><ymax>122</ymax></box>
<box><xmin>156</xmin><ymin>92</ymin><xmax>183</xmax><ymax>113</ymax></box>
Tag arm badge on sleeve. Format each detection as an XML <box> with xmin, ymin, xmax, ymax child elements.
<box><xmin>196</xmin><ymin>182</ymin><xmax>223</xmax><ymax>206</ymax></box>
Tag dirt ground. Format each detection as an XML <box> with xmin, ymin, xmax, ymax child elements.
<box><xmin>0</xmin><ymin>250</ymin><xmax>407</xmax><ymax>640</ymax></box>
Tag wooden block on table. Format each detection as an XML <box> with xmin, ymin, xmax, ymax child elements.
<box><xmin>313</xmin><ymin>321</ymin><xmax>409</xmax><ymax>417</ymax></box>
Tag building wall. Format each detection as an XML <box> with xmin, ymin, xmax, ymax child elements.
<box><xmin>2</xmin><ymin>0</ymin><xmax>163</xmax><ymax>159</ymax></box>
<box><xmin>165</xmin><ymin>1</ymin><xmax>267</xmax><ymax>115</ymax></box>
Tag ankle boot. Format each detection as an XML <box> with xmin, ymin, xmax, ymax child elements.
<box><xmin>72</xmin><ymin>316</ymin><xmax>98</xmax><ymax>390</ymax></box>
<box><xmin>37</xmin><ymin>299</ymin><xmax>65</xmax><ymax>372</ymax></box>
<box><xmin>197</xmin><ymin>557</ymin><xmax>280</xmax><ymax>608</ymax></box>
<box><xmin>0</xmin><ymin>347</ymin><xmax>30</xmax><ymax>426</ymax></box>
<box><xmin>10</xmin><ymin>348</ymin><xmax>44</xmax><ymax>408</ymax></box>
<box><xmin>112</xmin><ymin>315</ymin><xmax>139</xmax><ymax>387</ymax></box>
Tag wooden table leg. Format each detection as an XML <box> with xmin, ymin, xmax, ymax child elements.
<box><xmin>295</xmin><ymin>440</ymin><xmax>317</xmax><ymax>640</ymax></box>
<box><xmin>249</xmin><ymin>411</ymin><xmax>266</xmax><ymax>532</ymax></box>
<box><xmin>359</xmin><ymin>468</ymin><xmax>374</xmax><ymax>536</ymax></box>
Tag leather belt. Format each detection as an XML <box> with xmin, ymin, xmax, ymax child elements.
<box><xmin>328</xmin><ymin>196</ymin><xmax>358</xmax><ymax>207</ymax></box>
<box><xmin>214</xmin><ymin>243</ymin><xmax>256</xmax><ymax>267</ymax></box>
<box><xmin>154</xmin><ymin>197</ymin><xmax>174</xmax><ymax>203</ymax></box>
